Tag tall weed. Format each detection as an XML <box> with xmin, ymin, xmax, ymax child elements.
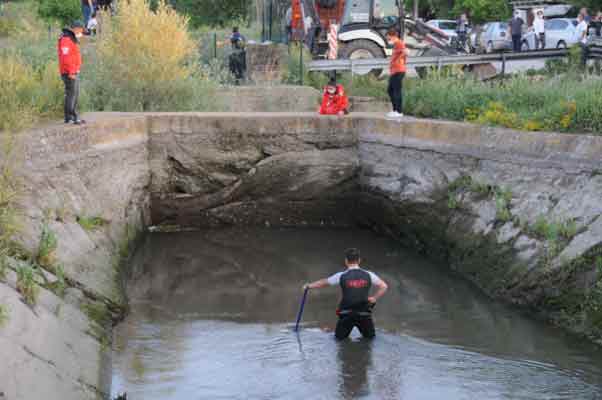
<box><xmin>90</xmin><ymin>0</ymin><xmax>206</xmax><ymax>111</ymax></box>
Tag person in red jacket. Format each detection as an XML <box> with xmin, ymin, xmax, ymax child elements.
<box><xmin>318</xmin><ymin>77</ymin><xmax>349</xmax><ymax>116</ymax></box>
<box><xmin>58</xmin><ymin>20</ymin><xmax>85</xmax><ymax>125</ymax></box>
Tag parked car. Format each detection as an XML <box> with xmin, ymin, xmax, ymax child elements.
<box><xmin>522</xmin><ymin>18</ymin><xmax>578</xmax><ymax>50</ymax></box>
<box><xmin>426</xmin><ymin>19</ymin><xmax>461</xmax><ymax>37</ymax></box>
<box><xmin>477</xmin><ymin>22</ymin><xmax>512</xmax><ymax>53</ymax></box>
<box><xmin>470</xmin><ymin>23</ymin><xmax>489</xmax><ymax>52</ymax></box>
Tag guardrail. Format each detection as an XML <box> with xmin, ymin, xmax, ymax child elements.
<box><xmin>308</xmin><ymin>48</ymin><xmax>570</xmax><ymax>73</ymax></box>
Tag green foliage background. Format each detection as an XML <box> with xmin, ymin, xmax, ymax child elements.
<box><xmin>452</xmin><ymin>0</ymin><xmax>511</xmax><ymax>24</ymax></box>
<box><xmin>36</xmin><ymin>0</ymin><xmax>81</xmax><ymax>26</ymax></box>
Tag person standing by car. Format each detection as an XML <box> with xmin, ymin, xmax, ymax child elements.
<box><xmin>576</xmin><ymin>13</ymin><xmax>589</xmax><ymax>68</ymax></box>
<box><xmin>588</xmin><ymin>11</ymin><xmax>601</xmax><ymax>37</ymax></box>
<box><xmin>510</xmin><ymin>11</ymin><xmax>524</xmax><ymax>52</ymax></box>
<box><xmin>580</xmin><ymin>8</ymin><xmax>591</xmax><ymax>24</ymax></box>
<box><xmin>533</xmin><ymin>10</ymin><xmax>545</xmax><ymax>49</ymax></box>
<box><xmin>58</xmin><ymin>21</ymin><xmax>86</xmax><ymax>125</ymax></box>
<box><xmin>456</xmin><ymin>13</ymin><xmax>469</xmax><ymax>51</ymax></box>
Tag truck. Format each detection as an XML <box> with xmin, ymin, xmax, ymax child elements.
<box><xmin>291</xmin><ymin>0</ymin><xmax>464</xmax><ymax>75</ymax></box>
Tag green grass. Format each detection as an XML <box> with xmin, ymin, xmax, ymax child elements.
<box><xmin>16</xmin><ymin>263</ymin><xmax>39</xmax><ymax>305</ymax></box>
<box><xmin>77</xmin><ymin>216</ymin><xmax>108</xmax><ymax>231</ymax></box>
<box><xmin>48</xmin><ymin>264</ymin><xmax>66</xmax><ymax>298</ymax></box>
<box><xmin>447</xmin><ymin>193</ymin><xmax>459</xmax><ymax>209</ymax></box>
<box><xmin>0</xmin><ymin>304</ymin><xmax>8</xmax><ymax>327</ymax></box>
<box><xmin>532</xmin><ymin>216</ymin><xmax>578</xmax><ymax>242</ymax></box>
<box><xmin>287</xmin><ymin>50</ymin><xmax>602</xmax><ymax>134</ymax></box>
<box><xmin>82</xmin><ymin>300</ymin><xmax>113</xmax><ymax>348</ymax></box>
<box><xmin>37</xmin><ymin>224</ymin><xmax>57</xmax><ymax>267</ymax></box>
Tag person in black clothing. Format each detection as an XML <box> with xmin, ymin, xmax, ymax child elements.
<box><xmin>228</xmin><ymin>27</ymin><xmax>246</xmax><ymax>84</ymax></box>
<box><xmin>589</xmin><ymin>11</ymin><xmax>602</xmax><ymax>37</ymax></box>
<box><xmin>303</xmin><ymin>248</ymin><xmax>389</xmax><ymax>340</ymax></box>
<box><xmin>509</xmin><ymin>11</ymin><xmax>524</xmax><ymax>52</ymax></box>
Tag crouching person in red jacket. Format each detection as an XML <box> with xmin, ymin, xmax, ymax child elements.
<box><xmin>318</xmin><ymin>78</ymin><xmax>349</xmax><ymax>116</ymax></box>
<box><xmin>58</xmin><ymin>20</ymin><xmax>85</xmax><ymax>125</ymax></box>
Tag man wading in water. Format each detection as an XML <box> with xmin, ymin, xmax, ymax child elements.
<box><xmin>303</xmin><ymin>248</ymin><xmax>388</xmax><ymax>339</ymax></box>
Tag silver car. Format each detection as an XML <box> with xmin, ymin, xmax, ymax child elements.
<box><xmin>522</xmin><ymin>18</ymin><xmax>578</xmax><ymax>50</ymax></box>
<box><xmin>478</xmin><ymin>22</ymin><xmax>512</xmax><ymax>53</ymax></box>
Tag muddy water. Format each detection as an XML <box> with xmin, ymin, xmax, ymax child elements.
<box><xmin>112</xmin><ymin>228</ymin><xmax>602</xmax><ymax>399</ymax></box>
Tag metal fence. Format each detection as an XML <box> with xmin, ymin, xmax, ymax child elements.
<box><xmin>308</xmin><ymin>48</ymin><xmax>571</xmax><ymax>74</ymax></box>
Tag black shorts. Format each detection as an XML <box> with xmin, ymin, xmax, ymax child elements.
<box><xmin>335</xmin><ymin>313</ymin><xmax>375</xmax><ymax>340</ymax></box>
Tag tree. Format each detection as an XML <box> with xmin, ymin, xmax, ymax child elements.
<box><xmin>36</xmin><ymin>0</ymin><xmax>81</xmax><ymax>26</ymax></box>
<box><xmin>452</xmin><ymin>0</ymin><xmax>511</xmax><ymax>24</ymax></box>
<box><xmin>167</xmin><ymin>0</ymin><xmax>248</xmax><ymax>27</ymax></box>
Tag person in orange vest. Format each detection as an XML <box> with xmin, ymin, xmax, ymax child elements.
<box><xmin>318</xmin><ymin>77</ymin><xmax>349</xmax><ymax>116</ymax></box>
<box><xmin>58</xmin><ymin>20</ymin><xmax>86</xmax><ymax>125</ymax></box>
<box><xmin>385</xmin><ymin>28</ymin><xmax>409</xmax><ymax>120</ymax></box>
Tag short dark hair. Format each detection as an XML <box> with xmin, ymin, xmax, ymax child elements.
<box><xmin>345</xmin><ymin>248</ymin><xmax>360</xmax><ymax>263</ymax></box>
<box><xmin>386</xmin><ymin>28</ymin><xmax>399</xmax><ymax>38</ymax></box>
<box><xmin>233</xmin><ymin>26</ymin><xmax>239</xmax><ymax>33</ymax></box>
<box><xmin>70</xmin><ymin>20</ymin><xmax>85</xmax><ymax>29</ymax></box>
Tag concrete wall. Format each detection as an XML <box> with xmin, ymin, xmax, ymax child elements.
<box><xmin>217</xmin><ymin>86</ymin><xmax>321</xmax><ymax>112</ymax></box>
<box><xmin>1</xmin><ymin>117</ymin><xmax>151</xmax><ymax>400</ymax></box>
<box><xmin>355</xmin><ymin>116</ymin><xmax>602</xmax><ymax>341</ymax></box>
<box><xmin>1</xmin><ymin>113</ymin><xmax>601</xmax><ymax>399</ymax></box>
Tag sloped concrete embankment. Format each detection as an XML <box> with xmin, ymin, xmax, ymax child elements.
<box><xmin>0</xmin><ymin>117</ymin><xmax>151</xmax><ymax>400</ymax></box>
<box><xmin>356</xmin><ymin>118</ymin><xmax>602</xmax><ymax>342</ymax></box>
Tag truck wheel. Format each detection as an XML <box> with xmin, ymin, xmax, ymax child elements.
<box><xmin>339</xmin><ymin>39</ymin><xmax>385</xmax><ymax>76</ymax></box>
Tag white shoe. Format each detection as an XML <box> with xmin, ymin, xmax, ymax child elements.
<box><xmin>385</xmin><ymin>111</ymin><xmax>403</xmax><ymax>120</ymax></box>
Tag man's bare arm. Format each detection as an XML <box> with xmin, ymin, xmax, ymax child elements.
<box><xmin>368</xmin><ymin>280</ymin><xmax>388</xmax><ymax>303</ymax></box>
<box><xmin>303</xmin><ymin>278</ymin><xmax>329</xmax><ymax>290</ymax></box>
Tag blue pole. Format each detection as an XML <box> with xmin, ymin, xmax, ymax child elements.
<box><xmin>294</xmin><ymin>288</ymin><xmax>309</xmax><ymax>332</ymax></box>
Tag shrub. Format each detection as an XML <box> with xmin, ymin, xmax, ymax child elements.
<box><xmin>37</xmin><ymin>0</ymin><xmax>81</xmax><ymax>27</ymax></box>
<box><xmin>0</xmin><ymin>53</ymin><xmax>63</xmax><ymax>132</ymax></box>
<box><xmin>91</xmin><ymin>0</ymin><xmax>198</xmax><ymax>111</ymax></box>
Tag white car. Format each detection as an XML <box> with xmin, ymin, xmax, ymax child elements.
<box><xmin>426</xmin><ymin>19</ymin><xmax>460</xmax><ymax>37</ymax></box>
<box><xmin>522</xmin><ymin>18</ymin><xmax>579</xmax><ymax>50</ymax></box>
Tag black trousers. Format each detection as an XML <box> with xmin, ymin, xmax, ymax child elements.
<box><xmin>387</xmin><ymin>72</ymin><xmax>405</xmax><ymax>113</ymax></box>
<box><xmin>535</xmin><ymin>33</ymin><xmax>545</xmax><ymax>49</ymax></box>
<box><xmin>512</xmin><ymin>35</ymin><xmax>521</xmax><ymax>52</ymax></box>
<box><xmin>335</xmin><ymin>313</ymin><xmax>375</xmax><ymax>340</ymax></box>
<box><xmin>61</xmin><ymin>74</ymin><xmax>80</xmax><ymax>122</ymax></box>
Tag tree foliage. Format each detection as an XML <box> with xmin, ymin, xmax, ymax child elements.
<box><xmin>452</xmin><ymin>0</ymin><xmax>511</xmax><ymax>24</ymax></box>
<box><xmin>167</xmin><ymin>0</ymin><xmax>248</xmax><ymax>27</ymax></box>
<box><xmin>36</xmin><ymin>0</ymin><xmax>81</xmax><ymax>26</ymax></box>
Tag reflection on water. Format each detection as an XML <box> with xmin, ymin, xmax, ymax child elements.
<box><xmin>112</xmin><ymin>228</ymin><xmax>602</xmax><ymax>399</ymax></box>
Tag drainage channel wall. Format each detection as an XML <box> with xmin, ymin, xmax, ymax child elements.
<box><xmin>1</xmin><ymin>113</ymin><xmax>601</xmax><ymax>399</ymax></box>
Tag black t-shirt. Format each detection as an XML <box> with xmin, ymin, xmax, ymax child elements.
<box><xmin>328</xmin><ymin>268</ymin><xmax>382</xmax><ymax>312</ymax></box>
<box><xmin>589</xmin><ymin>20</ymin><xmax>602</xmax><ymax>37</ymax></box>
